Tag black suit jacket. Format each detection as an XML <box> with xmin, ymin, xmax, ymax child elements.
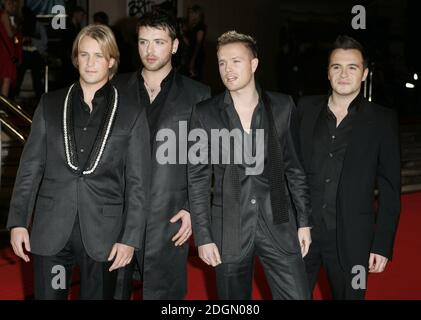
<box><xmin>296</xmin><ymin>95</ymin><xmax>401</xmax><ymax>269</ymax></box>
<box><xmin>7</xmin><ymin>84</ymin><xmax>151</xmax><ymax>262</ymax></box>
<box><xmin>188</xmin><ymin>91</ymin><xmax>311</xmax><ymax>263</ymax></box>
<box><xmin>113</xmin><ymin>72</ymin><xmax>210</xmax><ymax>299</ymax></box>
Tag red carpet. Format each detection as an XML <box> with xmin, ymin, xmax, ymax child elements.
<box><xmin>1</xmin><ymin>192</ymin><xmax>420</xmax><ymax>300</ymax></box>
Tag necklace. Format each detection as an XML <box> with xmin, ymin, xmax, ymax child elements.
<box><xmin>63</xmin><ymin>83</ymin><xmax>118</xmax><ymax>175</ymax></box>
<box><xmin>142</xmin><ymin>71</ymin><xmax>160</xmax><ymax>101</ymax></box>
<box><xmin>144</xmin><ymin>80</ymin><xmax>157</xmax><ymax>99</ymax></box>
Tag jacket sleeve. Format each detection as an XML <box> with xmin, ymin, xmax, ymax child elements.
<box><xmin>283</xmin><ymin>97</ymin><xmax>312</xmax><ymax>228</ymax></box>
<box><xmin>7</xmin><ymin>96</ymin><xmax>47</xmax><ymax>229</ymax></box>
<box><xmin>371</xmin><ymin>111</ymin><xmax>401</xmax><ymax>259</ymax></box>
<box><xmin>188</xmin><ymin>105</ymin><xmax>214</xmax><ymax>246</ymax></box>
<box><xmin>118</xmin><ymin>108</ymin><xmax>151</xmax><ymax>250</ymax></box>
<box><xmin>181</xmin><ymin>86</ymin><xmax>211</xmax><ymax>213</ymax></box>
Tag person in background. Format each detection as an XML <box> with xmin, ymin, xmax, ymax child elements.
<box><xmin>93</xmin><ymin>11</ymin><xmax>109</xmax><ymax>26</ymax></box>
<box><xmin>180</xmin><ymin>5</ymin><xmax>206</xmax><ymax>81</ymax></box>
<box><xmin>0</xmin><ymin>0</ymin><xmax>21</xmax><ymax>97</ymax></box>
<box><xmin>61</xmin><ymin>6</ymin><xmax>86</xmax><ymax>86</ymax></box>
<box><xmin>15</xmin><ymin>6</ymin><xmax>47</xmax><ymax>101</ymax></box>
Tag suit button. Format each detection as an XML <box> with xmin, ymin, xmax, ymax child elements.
<box><xmin>331</xmin><ymin>135</ymin><xmax>336</xmax><ymax>140</ymax></box>
<box><xmin>325</xmin><ymin>178</ymin><xmax>331</xmax><ymax>183</ymax></box>
<box><xmin>83</xmin><ymin>127</ymin><xmax>87</xmax><ymax>131</ymax></box>
<box><xmin>322</xmin><ymin>203</ymin><xmax>327</xmax><ymax>209</ymax></box>
<box><xmin>80</xmin><ymin>148</ymin><xmax>84</xmax><ymax>153</ymax></box>
<box><xmin>328</xmin><ymin>153</ymin><xmax>333</xmax><ymax>158</ymax></box>
<box><xmin>250</xmin><ymin>198</ymin><xmax>257</xmax><ymax>205</ymax></box>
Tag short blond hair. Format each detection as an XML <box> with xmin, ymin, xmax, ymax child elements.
<box><xmin>217</xmin><ymin>31</ymin><xmax>258</xmax><ymax>58</ymax></box>
<box><xmin>72</xmin><ymin>24</ymin><xmax>120</xmax><ymax>78</ymax></box>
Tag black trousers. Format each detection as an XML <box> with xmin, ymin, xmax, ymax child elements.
<box><xmin>215</xmin><ymin>214</ymin><xmax>310</xmax><ymax>300</ymax></box>
<box><xmin>33</xmin><ymin>215</ymin><xmax>117</xmax><ymax>300</ymax></box>
<box><xmin>304</xmin><ymin>220</ymin><xmax>366</xmax><ymax>300</ymax></box>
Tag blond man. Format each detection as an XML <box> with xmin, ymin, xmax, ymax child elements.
<box><xmin>189</xmin><ymin>31</ymin><xmax>311</xmax><ymax>299</ymax></box>
<box><xmin>8</xmin><ymin>24</ymin><xmax>151</xmax><ymax>300</ymax></box>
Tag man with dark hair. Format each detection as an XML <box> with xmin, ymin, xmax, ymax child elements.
<box><xmin>113</xmin><ymin>10</ymin><xmax>210</xmax><ymax>300</ymax></box>
<box><xmin>329</xmin><ymin>35</ymin><xmax>368</xmax><ymax>68</ymax></box>
<box><xmin>188</xmin><ymin>31</ymin><xmax>311</xmax><ymax>299</ymax></box>
<box><xmin>296</xmin><ymin>35</ymin><xmax>401</xmax><ymax>299</ymax></box>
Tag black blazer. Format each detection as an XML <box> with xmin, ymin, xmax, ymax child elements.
<box><xmin>113</xmin><ymin>71</ymin><xmax>210</xmax><ymax>298</ymax></box>
<box><xmin>188</xmin><ymin>91</ymin><xmax>311</xmax><ymax>263</ymax></box>
<box><xmin>296</xmin><ymin>95</ymin><xmax>401</xmax><ymax>269</ymax></box>
<box><xmin>7</xmin><ymin>84</ymin><xmax>151</xmax><ymax>262</ymax></box>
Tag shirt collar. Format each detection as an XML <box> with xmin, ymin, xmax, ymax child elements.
<box><xmin>139</xmin><ymin>68</ymin><xmax>175</xmax><ymax>88</ymax></box>
<box><xmin>76</xmin><ymin>81</ymin><xmax>111</xmax><ymax>112</ymax></box>
<box><xmin>326</xmin><ymin>90</ymin><xmax>363</xmax><ymax>116</ymax></box>
<box><xmin>223</xmin><ymin>84</ymin><xmax>264</xmax><ymax>110</ymax></box>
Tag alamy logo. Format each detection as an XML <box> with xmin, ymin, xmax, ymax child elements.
<box><xmin>51</xmin><ymin>5</ymin><xmax>66</xmax><ymax>30</ymax></box>
<box><xmin>352</xmin><ymin>5</ymin><xmax>366</xmax><ymax>30</ymax></box>
<box><xmin>51</xmin><ymin>265</ymin><xmax>66</xmax><ymax>290</ymax></box>
<box><xmin>351</xmin><ymin>265</ymin><xmax>367</xmax><ymax>290</ymax></box>
<box><xmin>156</xmin><ymin>121</ymin><xmax>265</xmax><ymax>176</ymax></box>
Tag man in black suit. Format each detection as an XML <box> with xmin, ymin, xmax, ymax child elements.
<box><xmin>296</xmin><ymin>36</ymin><xmax>401</xmax><ymax>299</ymax></box>
<box><xmin>7</xmin><ymin>24</ymin><xmax>151</xmax><ymax>299</ymax></box>
<box><xmin>188</xmin><ymin>31</ymin><xmax>311</xmax><ymax>299</ymax></box>
<box><xmin>113</xmin><ymin>10</ymin><xmax>210</xmax><ymax>299</ymax></box>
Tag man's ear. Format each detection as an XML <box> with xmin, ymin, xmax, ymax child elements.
<box><xmin>251</xmin><ymin>58</ymin><xmax>259</xmax><ymax>73</ymax></box>
<box><xmin>172</xmin><ymin>38</ymin><xmax>179</xmax><ymax>54</ymax></box>
<box><xmin>362</xmin><ymin>67</ymin><xmax>369</xmax><ymax>82</ymax></box>
<box><xmin>109</xmin><ymin>57</ymin><xmax>116</xmax><ymax>69</ymax></box>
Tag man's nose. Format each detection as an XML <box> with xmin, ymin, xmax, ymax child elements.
<box><xmin>146</xmin><ymin>43</ymin><xmax>153</xmax><ymax>54</ymax></box>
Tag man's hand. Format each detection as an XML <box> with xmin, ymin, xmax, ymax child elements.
<box><xmin>369</xmin><ymin>253</ymin><xmax>388</xmax><ymax>273</ymax></box>
<box><xmin>10</xmin><ymin>227</ymin><xmax>31</xmax><ymax>262</ymax></box>
<box><xmin>298</xmin><ymin>227</ymin><xmax>312</xmax><ymax>258</ymax></box>
<box><xmin>170</xmin><ymin>209</ymin><xmax>192</xmax><ymax>246</ymax></box>
<box><xmin>107</xmin><ymin>243</ymin><xmax>134</xmax><ymax>272</ymax></box>
<box><xmin>198</xmin><ymin>243</ymin><xmax>221</xmax><ymax>267</ymax></box>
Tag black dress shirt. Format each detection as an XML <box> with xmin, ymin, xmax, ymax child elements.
<box><xmin>72</xmin><ymin>81</ymin><xmax>111</xmax><ymax>171</ymax></box>
<box><xmin>309</xmin><ymin>94</ymin><xmax>362</xmax><ymax>230</ymax></box>
<box><xmin>138</xmin><ymin>69</ymin><xmax>174</xmax><ymax>144</ymax></box>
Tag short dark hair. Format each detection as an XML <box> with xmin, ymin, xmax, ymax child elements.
<box><xmin>137</xmin><ymin>9</ymin><xmax>177</xmax><ymax>40</ymax></box>
<box><xmin>217</xmin><ymin>31</ymin><xmax>258</xmax><ymax>58</ymax></box>
<box><xmin>189</xmin><ymin>5</ymin><xmax>205</xmax><ymax>22</ymax></box>
<box><xmin>329</xmin><ymin>35</ymin><xmax>368</xmax><ymax>68</ymax></box>
<box><xmin>93</xmin><ymin>11</ymin><xmax>109</xmax><ymax>26</ymax></box>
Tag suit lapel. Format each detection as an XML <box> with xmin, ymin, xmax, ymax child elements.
<box><xmin>218</xmin><ymin>93</ymin><xmax>235</xmax><ymax>131</ymax></box>
<box><xmin>126</xmin><ymin>72</ymin><xmax>143</xmax><ymax>111</ymax></box>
